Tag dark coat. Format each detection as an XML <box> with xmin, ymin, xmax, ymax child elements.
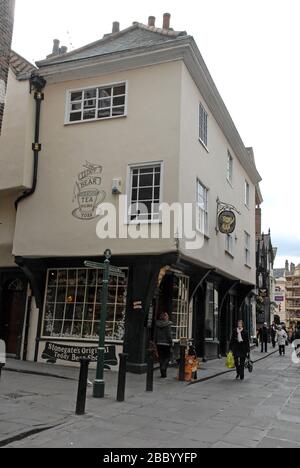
<box><xmin>155</xmin><ymin>320</ymin><xmax>173</xmax><ymax>346</ymax></box>
<box><xmin>229</xmin><ymin>329</ymin><xmax>250</xmax><ymax>357</ymax></box>
<box><xmin>258</xmin><ymin>327</ymin><xmax>269</xmax><ymax>342</ymax></box>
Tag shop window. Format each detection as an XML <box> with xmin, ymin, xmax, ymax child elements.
<box><xmin>205</xmin><ymin>283</ymin><xmax>219</xmax><ymax>341</ymax></box>
<box><xmin>42</xmin><ymin>268</ymin><xmax>128</xmax><ymax>342</ymax></box>
<box><xmin>171</xmin><ymin>273</ymin><xmax>190</xmax><ymax>340</ymax></box>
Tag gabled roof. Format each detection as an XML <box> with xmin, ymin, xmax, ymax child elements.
<box><xmin>10</xmin><ymin>50</ymin><xmax>36</xmax><ymax>75</ymax></box>
<box><xmin>36</xmin><ymin>23</ymin><xmax>187</xmax><ymax>67</ymax></box>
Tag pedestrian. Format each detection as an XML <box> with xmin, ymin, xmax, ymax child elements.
<box><xmin>229</xmin><ymin>320</ymin><xmax>250</xmax><ymax>381</ymax></box>
<box><xmin>295</xmin><ymin>325</ymin><xmax>300</xmax><ymax>342</ymax></box>
<box><xmin>276</xmin><ymin>325</ymin><xmax>288</xmax><ymax>356</ymax></box>
<box><xmin>270</xmin><ymin>322</ymin><xmax>277</xmax><ymax>349</ymax></box>
<box><xmin>258</xmin><ymin>323</ymin><xmax>269</xmax><ymax>353</ymax></box>
<box><xmin>154</xmin><ymin>312</ymin><xmax>173</xmax><ymax>379</ymax></box>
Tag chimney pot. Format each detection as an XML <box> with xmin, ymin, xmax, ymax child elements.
<box><xmin>112</xmin><ymin>22</ymin><xmax>120</xmax><ymax>34</ymax></box>
<box><xmin>163</xmin><ymin>13</ymin><xmax>171</xmax><ymax>30</ymax></box>
<box><xmin>60</xmin><ymin>46</ymin><xmax>68</xmax><ymax>55</ymax></box>
<box><xmin>148</xmin><ymin>16</ymin><xmax>156</xmax><ymax>27</ymax></box>
<box><xmin>52</xmin><ymin>39</ymin><xmax>60</xmax><ymax>55</ymax></box>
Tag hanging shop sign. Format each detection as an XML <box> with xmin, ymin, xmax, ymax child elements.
<box><xmin>218</xmin><ymin>210</ymin><xmax>236</xmax><ymax>235</ymax></box>
<box><xmin>216</xmin><ymin>198</ymin><xmax>240</xmax><ymax>235</ymax></box>
<box><xmin>41</xmin><ymin>342</ymin><xmax>118</xmax><ymax>367</ymax></box>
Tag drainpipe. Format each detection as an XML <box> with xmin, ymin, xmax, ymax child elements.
<box><xmin>15</xmin><ymin>74</ymin><xmax>46</xmax><ymax>210</ymax></box>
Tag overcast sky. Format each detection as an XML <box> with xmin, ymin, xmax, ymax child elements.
<box><xmin>11</xmin><ymin>0</ymin><xmax>300</xmax><ymax>268</ymax></box>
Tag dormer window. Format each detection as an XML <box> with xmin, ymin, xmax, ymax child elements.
<box><xmin>66</xmin><ymin>82</ymin><xmax>127</xmax><ymax>124</ymax></box>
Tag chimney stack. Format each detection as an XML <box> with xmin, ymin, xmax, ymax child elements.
<box><xmin>148</xmin><ymin>16</ymin><xmax>156</xmax><ymax>27</ymax></box>
<box><xmin>60</xmin><ymin>46</ymin><xmax>68</xmax><ymax>55</ymax></box>
<box><xmin>255</xmin><ymin>207</ymin><xmax>261</xmax><ymax>236</ymax></box>
<box><xmin>0</xmin><ymin>0</ymin><xmax>15</xmax><ymax>134</ymax></box>
<box><xmin>112</xmin><ymin>22</ymin><xmax>120</xmax><ymax>34</ymax></box>
<box><xmin>163</xmin><ymin>13</ymin><xmax>171</xmax><ymax>30</ymax></box>
<box><xmin>285</xmin><ymin>260</ymin><xmax>289</xmax><ymax>273</ymax></box>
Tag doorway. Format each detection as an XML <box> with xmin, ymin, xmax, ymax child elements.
<box><xmin>1</xmin><ymin>279</ymin><xmax>27</xmax><ymax>357</ymax></box>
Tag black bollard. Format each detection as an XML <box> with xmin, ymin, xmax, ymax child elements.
<box><xmin>146</xmin><ymin>345</ymin><xmax>154</xmax><ymax>392</ymax></box>
<box><xmin>179</xmin><ymin>344</ymin><xmax>186</xmax><ymax>382</ymax></box>
<box><xmin>75</xmin><ymin>358</ymin><xmax>90</xmax><ymax>416</ymax></box>
<box><xmin>117</xmin><ymin>353</ymin><xmax>128</xmax><ymax>402</ymax></box>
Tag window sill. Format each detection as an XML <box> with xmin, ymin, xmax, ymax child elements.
<box><xmin>125</xmin><ymin>220</ymin><xmax>162</xmax><ymax>226</ymax></box>
<box><xmin>195</xmin><ymin>228</ymin><xmax>210</xmax><ymax>239</ymax></box>
<box><xmin>244</xmin><ymin>203</ymin><xmax>250</xmax><ymax>210</ymax></box>
<box><xmin>198</xmin><ymin>138</ymin><xmax>209</xmax><ymax>153</ymax></box>
<box><xmin>245</xmin><ymin>264</ymin><xmax>252</xmax><ymax>269</ymax></box>
<box><xmin>226</xmin><ymin>178</ymin><xmax>234</xmax><ymax>189</ymax></box>
<box><xmin>65</xmin><ymin>114</ymin><xmax>127</xmax><ymax>126</ymax></box>
<box><xmin>225</xmin><ymin>250</ymin><xmax>234</xmax><ymax>259</ymax></box>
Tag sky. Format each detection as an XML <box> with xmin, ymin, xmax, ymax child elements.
<box><xmin>11</xmin><ymin>0</ymin><xmax>300</xmax><ymax>268</ymax></box>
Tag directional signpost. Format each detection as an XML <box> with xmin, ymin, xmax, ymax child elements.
<box><xmin>84</xmin><ymin>249</ymin><xmax>125</xmax><ymax>399</ymax></box>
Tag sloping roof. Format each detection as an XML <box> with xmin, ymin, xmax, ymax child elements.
<box><xmin>274</xmin><ymin>268</ymin><xmax>285</xmax><ymax>279</ymax></box>
<box><xmin>36</xmin><ymin>23</ymin><xmax>187</xmax><ymax>67</ymax></box>
<box><xmin>10</xmin><ymin>50</ymin><xmax>36</xmax><ymax>75</ymax></box>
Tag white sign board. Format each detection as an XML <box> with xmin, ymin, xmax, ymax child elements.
<box><xmin>0</xmin><ymin>340</ymin><xmax>6</xmax><ymax>365</ymax></box>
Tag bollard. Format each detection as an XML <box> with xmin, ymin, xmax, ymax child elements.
<box><xmin>146</xmin><ymin>345</ymin><xmax>154</xmax><ymax>392</ymax></box>
<box><xmin>117</xmin><ymin>353</ymin><xmax>129</xmax><ymax>402</ymax></box>
<box><xmin>179</xmin><ymin>344</ymin><xmax>186</xmax><ymax>382</ymax></box>
<box><xmin>75</xmin><ymin>358</ymin><xmax>90</xmax><ymax>416</ymax></box>
<box><xmin>0</xmin><ymin>363</ymin><xmax>4</xmax><ymax>379</ymax></box>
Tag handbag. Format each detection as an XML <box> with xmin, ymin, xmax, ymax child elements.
<box><xmin>245</xmin><ymin>354</ymin><xmax>254</xmax><ymax>373</ymax></box>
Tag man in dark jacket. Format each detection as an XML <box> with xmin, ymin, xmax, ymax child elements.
<box><xmin>229</xmin><ymin>321</ymin><xmax>250</xmax><ymax>381</ymax></box>
<box><xmin>258</xmin><ymin>323</ymin><xmax>269</xmax><ymax>353</ymax></box>
<box><xmin>154</xmin><ymin>312</ymin><xmax>173</xmax><ymax>378</ymax></box>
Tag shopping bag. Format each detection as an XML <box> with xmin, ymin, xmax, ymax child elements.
<box><xmin>226</xmin><ymin>352</ymin><xmax>235</xmax><ymax>369</ymax></box>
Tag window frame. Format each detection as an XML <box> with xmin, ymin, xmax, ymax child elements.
<box><xmin>205</xmin><ymin>283</ymin><xmax>219</xmax><ymax>342</ymax></box>
<box><xmin>245</xmin><ymin>231</ymin><xmax>251</xmax><ymax>267</ymax></box>
<box><xmin>199</xmin><ymin>102</ymin><xmax>209</xmax><ymax>150</ymax></box>
<box><xmin>227</xmin><ymin>150</ymin><xmax>233</xmax><ymax>186</ymax></box>
<box><xmin>41</xmin><ymin>267</ymin><xmax>128</xmax><ymax>343</ymax></box>
<box><xmin>65</xmin><ymin>80</ymin><xmax>128</xmax><ymax>125</ymax></box>
<box><xmin>225</xmin><ymin>233</ymin><xmax>234</xmax><ymax>257</ymax></box>
<box><xmin>196</xmin><ymin>179</ymin><xmax>209</xmax><ymax>237</ymax></box>
<box><xmin>245</xmin><ymin>180</ymin><xmax>250</xmax><ymax>208</ymax></box>
<box><xmin>126</xmin><ymin>161</ymin><xmax>164</xmax><ymax>225</ymax></box>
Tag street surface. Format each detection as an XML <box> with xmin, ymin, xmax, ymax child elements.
<box><xmin>1</xmin><ymin>348</ymin><xmax>300</xmax><ymax>448</ymax></box>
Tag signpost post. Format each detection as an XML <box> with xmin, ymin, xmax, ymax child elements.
<box><xmin>84</xmin><ymin>249</ymin><xmax>125</xmax><ymax>399</ymax></box>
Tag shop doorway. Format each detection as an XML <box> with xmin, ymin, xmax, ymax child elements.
<box><xmin>1</xmin><ymin>279</ymin><xmax>27</xmax><ymax>357</ymax></box>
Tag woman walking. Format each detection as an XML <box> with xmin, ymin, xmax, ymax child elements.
<box><xmin>276</xmin><ymin>325</ymin><xmax>288</xmax><ymax>356</ymax></box>
<box><xmin>229</xmin><ymin>320</ymin><xmax>250</xmax><ymax>381</ymax></box>
<box><xmin>154</xmin><ymin>312</ymin><xmax>173</xmax><ymax>378</ymax></box>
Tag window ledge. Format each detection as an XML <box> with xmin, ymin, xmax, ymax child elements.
<box><xmin>125</xmin><ymin>220</ymin><xmax>162</xmax><ymax>226</ymax></box>
<box><xmin>198</xmin><ymin>138</ymin><xmax>210</xmax><ymax>153</ymax></box>
<box><xmin>225</xmin><ymin>250</ymin><xmax>234</xmax><ymax>259</ymax></box>
<box><xmin>245</xmin><ymin>264</ymin><xmax>252</xmax><ymax>269</ymax></box>
<box><xmin>226</xmin><ymin>178</ymin><xmax>234</xmax><ymax>189</ymax></box>
<box><xmin>244</xmin><ymin>203</ymin><xmax>250</xmax><ymax>211</ymax></box>
<box><xmin>65</xmin><ymin>114</ymin><xmax>127</xmax><ymax>126</ymax></box>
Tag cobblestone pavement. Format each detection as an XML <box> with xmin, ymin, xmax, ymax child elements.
<box><xmin>1</xmin><ymin>347</ymin><xmax>300</xmax><ymax>448</ymax></box>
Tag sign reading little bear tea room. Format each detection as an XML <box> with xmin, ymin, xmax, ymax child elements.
<box><xmin>72</xmin><ymin>161</ymin><xmax>106</xmax><ymax>220</ymax></box>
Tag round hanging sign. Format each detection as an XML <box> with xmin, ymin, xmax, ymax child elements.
<box><xmin>218</xmin><ymin>210</ymin><xmax>236</xmax><ymax>234</ymax></box>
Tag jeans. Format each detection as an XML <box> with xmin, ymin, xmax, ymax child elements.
<box><xmin>234</xmin><ymin>355</ymin><xmax>246</xmax><ymax>380</ymax></box>
<box><xmin>261</xmin><ymin>341</ymin><xmax>268</xmax><ymax>353</ymax></box>
<box><xmin>157</xmin><ymin>345</ymin><xmax>171</xmax><ymax>377</ymax></box>
<box><xmin>279</xmin><ymin>345</ymin><xmax>285</xmax><ymax>356</ymax></box>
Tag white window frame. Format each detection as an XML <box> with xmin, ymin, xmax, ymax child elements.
<box><xmin>65</xmin><ymin>81</ymin><xmax>128</xmax><ymax>125</ymax></box>
<box><xmin>245</xmin><ymin>180</ymin><xmax>250</xmax><ymax>208</ymax></box>
<box><xmin>199</xmin><ymin>102</ymin><xmax>208</xmax><ymax>150</ymax></box>
<box><xmin>196</xmin><ymin>179</ymin><xmax>209</xmax><ymax>236</ymax></box>
<box><xmin>171</xmin><ymin>273</ymin><xmax>190</xmax><ymax>341</ymax></box>
<box><xmin>41</xmin><ymin>268</ymin><xmax>128</xmax><ymax>343</ymax></box>
<box><xmin>227</xmin><ymin>151</ymin><xmax>233</xmax><ymax>185</ymax></box>
<box><xmin>225</xmin><ymin>233</ymin><xmax>234</xmax><ymax>257</ymax></box>
<box><xmin>126</xmin><ymin>161</ymin><xmax>164</xmax><ymax>224</ymax></box>
<box><xmin>245</xmin><ymin>231</ymin><xmax>251</xmax><ymax>267</ymax></box>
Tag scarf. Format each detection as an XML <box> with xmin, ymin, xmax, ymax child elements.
<box><xmin>237</xmin><ymin>328</ymin><xmax>244</xmax><ymax>343</ymax></box>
